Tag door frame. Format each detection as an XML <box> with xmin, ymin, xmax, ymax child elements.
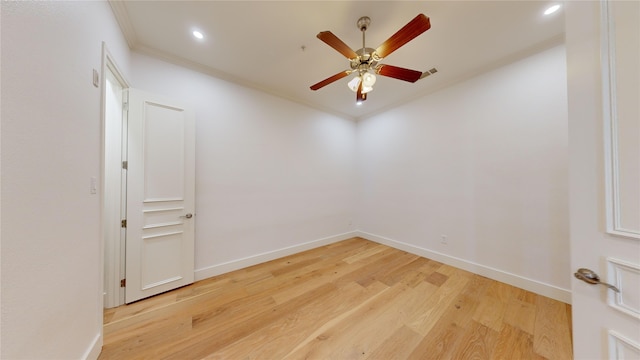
<box><xmin>101</xmin><ymin>42</ymin><xmax>130</xmax><ymax>309</ymax></box>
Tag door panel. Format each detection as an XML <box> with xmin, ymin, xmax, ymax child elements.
<box><xmin>603</xmin><ymin>0</ymin><xmax>640</xmax><ymax>238</ymax></box>
<box><xmin>567</xmin><ymin>1</ymin><xmax>640</xmax><ymax>358</ymax></box>
<box><xmin>125</xmin><ymin>89</ymin><xmax>195</xmax><ymax>304</ymax></box>
<box><xmin>143</xmin><ymin>103</ymin><xmax>185</xmax><ymax>201</ymax></box>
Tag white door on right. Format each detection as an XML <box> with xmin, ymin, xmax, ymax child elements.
<box><xmin>567</xmin><ymin>1</ymin><xmax>640</xmax><ymax>359</ymax></box>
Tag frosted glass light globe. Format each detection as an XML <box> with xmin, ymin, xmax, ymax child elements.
<box><xmin>362</xmin><ymin>73</ymin><xmax>377</xmax><ymax>87</ymax></box>
<box><xmin>347</xmin><ymin>76</ymin><xmax>361</xmax><ymax>92</ymax></box>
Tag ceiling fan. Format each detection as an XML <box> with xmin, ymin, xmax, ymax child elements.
<box><xmin>310</xmin><ymin>14</ymin><xmax>431</xmax><ymax>104</ymax></box>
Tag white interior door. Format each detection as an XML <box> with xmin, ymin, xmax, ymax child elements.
<box><xmin>125</xmin><ymin>88</ymin><xmax>195</xmax><ymax>304</ymax></box>
<box><xmin>567</xmin><ymin>1</ymin><xmax>640</xmax><ymax>358</ymax></box>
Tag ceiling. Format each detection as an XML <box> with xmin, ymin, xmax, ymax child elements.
<box><xmin>109</xmin><ymin>1</ymin><xmax>564</xmax><ymax>120</ymax></box>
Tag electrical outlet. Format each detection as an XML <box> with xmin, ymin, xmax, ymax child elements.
<box><xmin>440</xmin><ymin>234</ymin><xmax>448</xmax><ymax>245</ymax></box>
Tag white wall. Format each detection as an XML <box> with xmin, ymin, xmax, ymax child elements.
<box><xmin>1</xmin><ymin>1</ymin><xmax>130</xmax><ymax>359</ymax></box>
<box><xmin>129</xmin><ymin>53</ymin><xmax>358</xmax><ymax>278</ymax></box>
<box><xmin>356</xmin><ymin>45</ymin><xmax>570</xmax><ymax>301</ymax></box>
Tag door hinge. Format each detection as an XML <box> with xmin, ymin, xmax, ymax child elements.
<box><xmin>120</xmin><ymin>279</ymin><xmax>126</xmax><ymax>287</ymax></box>
<box><xmin>121</xmin><ymin>219</ymin><xmax>127</xmax><ymax>228</ymax></box>
<box><xmin>122</xmin><ymin>160</ymin><xmax>128</xmax><ymax>170</ymax></box>
<box><xmin>123</xmin><ymin>102</ymin><xmax>129</xmax><ymax>111</ymax></box>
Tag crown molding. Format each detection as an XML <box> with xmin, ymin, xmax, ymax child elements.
<box><xmin>132</xmin><ymin>45</ymin><xmax>357</xmax><ymax>122</ymax></box>
<box><xmin>358</xmin><ymin>34</ymin><xmax>565</xmax><ymax>121</ymax></box>
<box><xmin>108</xmin><ymin>0</ymin><xmax>138</xmax><ymax>48</ymax></box>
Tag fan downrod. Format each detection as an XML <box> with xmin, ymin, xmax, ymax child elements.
<box><xmin>354</xmin><ymin>16</ymin><xmax>375</xmax><ymax>71</ymax></box>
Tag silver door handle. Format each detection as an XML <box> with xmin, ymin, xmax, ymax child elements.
<box><xmin>180</xmin><ymin>213</ymin><xmax>193</xmax><ymax>219</ymax></box>
<box><xmin>574</xmin><ymin>268</ymin><xmax>619</xmax><ymax>292</ymax></box>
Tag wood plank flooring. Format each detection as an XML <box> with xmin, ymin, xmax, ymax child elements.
<box><xmin>100</xmin><ymin>237</ymin><xmax>573</xmax><ymax>359</ymax></box>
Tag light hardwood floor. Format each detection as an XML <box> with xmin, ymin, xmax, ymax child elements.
<box><xmin>100</xmin><ymin>237</ymin><xmax>573</xmax><ymax>359</ymax></box>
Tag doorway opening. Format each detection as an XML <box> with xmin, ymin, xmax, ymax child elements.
<box><xmin>102</xmin><ymin>43</ymin><xmax>129</xmax><ymax>309</ymax></box>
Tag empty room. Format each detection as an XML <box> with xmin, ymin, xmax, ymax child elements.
<box><xmin>1</xmin><ymin>1</ymin><xmax>639</xmax><ymax>359</ymax></box>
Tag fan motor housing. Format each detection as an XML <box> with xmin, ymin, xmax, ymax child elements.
<box><xmin>351</xmin><ymin>47</ymin><xmax>378</xmax><ymax>71</ymax></box>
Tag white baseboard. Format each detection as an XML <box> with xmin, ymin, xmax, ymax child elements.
<box><xmin>356</xmin><ymin>231</ymin><xmax>572</xmax><ymax>304</ymax></box>
<box><xmin>193</xmin><ymin>230</ymin><xmax>571</xmax><ymax>304</ymax></box>
<box><xmin>194</xmin><ymin>231</ymin><xmax>358</xmax><ymax>281</ymax></box>
<box><xmin>83</xmin><ymin>333</ymin><xmax>102</xmax><ymax>360</ymax></box>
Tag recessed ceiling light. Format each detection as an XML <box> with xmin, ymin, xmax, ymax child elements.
<box><xmin>192</xmin><ymin>30</ymin><xmax>204</xmax><ymax>40</ymax></box>
<box><xmin>544</xmin><ymin>4</ymin><xmax>561</xmax><ymax>15</ymax></box>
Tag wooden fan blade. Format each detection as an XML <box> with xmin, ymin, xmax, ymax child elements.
<box><xmin>376</xmin><ymin>64</ymin><xmax>423</xmax><ymax>83</ymax></box>
<box><xmin>375</xmin><ymin>14</ymin><xmax>431</xmax><ymax>59</ymax></box>
<box><xmin>310</xmin><ymin>70</ymin><xmax>350</xmax><ymax>90</ymax></box>
<box><xmin>317</xmin><ymin>31</ymin><xmax>358</xmax><ymax>59</ymax></box>
<box><xmin>356</xmin><ymin>80</ymin><xmax>367</xmax><ymax>103</ymax></box>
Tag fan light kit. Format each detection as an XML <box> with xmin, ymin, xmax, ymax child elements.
<box><xmin>310</xmin><ymin>14</ymin><xmax>432</xmax><ymax>104</ymax></box>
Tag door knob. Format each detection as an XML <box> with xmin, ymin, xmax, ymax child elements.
<box><xmin>574</xmin><ymin>268</ymin><xmax>620</xmax><ymax>292</ymax></box>
<box><xmin>180</xmin><ymin>213</ymin><xmax>193</xmax><ymax>219</ymax></box>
